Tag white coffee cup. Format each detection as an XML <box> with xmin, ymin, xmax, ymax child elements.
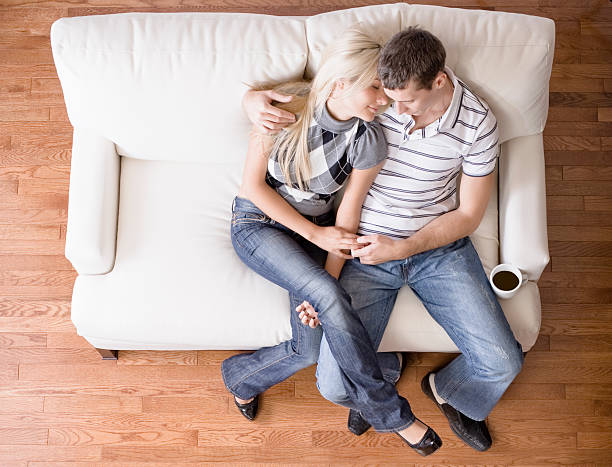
<box><xmin>489</xmin><ymin>263</ymin><xmax>528</xmax><ymax>300</ymax></box>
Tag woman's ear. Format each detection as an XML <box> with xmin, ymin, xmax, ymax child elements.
<box><xmin>330</xmin><ymin>79</ymin><xmax>347</xmax><ymax>98</ymax></box>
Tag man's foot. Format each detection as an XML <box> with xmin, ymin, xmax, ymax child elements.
<box><xmin>233</xmin><ymin>394</ymin><xmax>259</xmax><ymax>421</ymax></box>
<box><xmin>346</xmin><ymin>352</ymin><xmax>409</xmax><ymax>436</ymax></box>
<box><xmin>347</xmin><ymin>409</ymin><xmax>371</xmax><ymax>436</ymax></box>
<box><xmin>421</xmin><ymin>372</ymin><xmax>492</xmax><ymax>451</ymax></box>
<box><xmin>396</xmin><ymin>419</ymin><xmax>442</xmax><ymax>457</ymax></box>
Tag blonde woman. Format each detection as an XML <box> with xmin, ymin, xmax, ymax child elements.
<box><xmin>221</xmin><ymin>29</ymin><xmax>441</xmax><ymax>456</ymax></box>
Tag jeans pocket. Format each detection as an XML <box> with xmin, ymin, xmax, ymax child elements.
<box><xmin>231</xmin><ymin>211</ymin><xmax>269</xmax><ymax>227</ymax></box>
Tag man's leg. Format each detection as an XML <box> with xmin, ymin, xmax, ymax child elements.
<box><xmin>408</xmin><ymin>237</ymin><xmax>524</xmax><ymax>449</ymax></box>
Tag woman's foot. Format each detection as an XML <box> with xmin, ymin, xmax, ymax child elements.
<box><xmin>233</xmin><ymin>394</ymin><xmax>259</xmax><ymax>421</ymax></box>
<box><xmin>396</xmin><ymin>419</ymin><xmax>442</xmax><ymax>456</ymax></box>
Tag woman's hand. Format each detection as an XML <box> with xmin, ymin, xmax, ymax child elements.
<box><xmin>309</xmin><ymin>225</ymin><xmax>359</xmax><ymax>259</ymax></box>
<box><xmin>296</xmin><ymin>301</ymin><xmax>320</xmax><ymax>328</ymax></box>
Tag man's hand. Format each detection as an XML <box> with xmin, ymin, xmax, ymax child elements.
<box><xmin>351</xmin><ymin>234</ymin><xmax>402</xmax><ymax>265</ymax></box>
<box><xmin>243</xmin><ymin>89</ymin><xmax>296</xmax><ymax>134</ymax></box>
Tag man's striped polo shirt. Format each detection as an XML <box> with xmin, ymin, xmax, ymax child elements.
<box><xmin>358</xmin><ymin>67</ymin><xmax>499</xmax><ymax>239</ymax></box>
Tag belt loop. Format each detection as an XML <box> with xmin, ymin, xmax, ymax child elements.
<box><xmin>231</xmin><ymin>197</ymin><xmax>236</xmax><ymax>211</ymax></box>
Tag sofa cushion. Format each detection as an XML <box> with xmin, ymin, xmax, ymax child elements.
<box><xmin>69</xmin><ymin>155</ymin><xmax>534</xmax><ymax>352</ymax></box>
<box><xmin>51</xmin><ymin>13</ymin><xmax>307</xmax><ymax>162</ymax></box>
<box><xmin>306</xmin><ymin>3</ymin><xmax>555</xmax><ymax>143</ymax></box>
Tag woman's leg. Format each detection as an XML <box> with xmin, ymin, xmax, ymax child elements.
<box><xmin>229</xmin><ymin>205</ymin><xmax>415</xmax><ymax>433</ymax></box>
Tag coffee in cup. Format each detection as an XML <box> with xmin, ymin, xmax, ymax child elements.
<box><xmin>489</xmin><ymin>263</ymin><xmax>528</xmax><ymax>300</ymax></box>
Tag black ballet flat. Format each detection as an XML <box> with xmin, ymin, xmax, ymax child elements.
<box><xmin>233</xmin><ymin>394</ymin><xmax>259</xmax><ymax>421</ymax></box>
<box><xmin>396</xmin><ymin>423</ymin><xmax>442</xmax><ymax>457</ymax></box>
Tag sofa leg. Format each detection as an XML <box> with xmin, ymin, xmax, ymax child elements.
<box><xmin>96</xmin><ymin>348</ymin><xmax>118</xmax><ymax>360</ymax></box>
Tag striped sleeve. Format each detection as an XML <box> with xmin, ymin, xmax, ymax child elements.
<box><xmin>462</xmin><ymin>109</ymin><xmax>499</xmax><ymax>177</ymax></box>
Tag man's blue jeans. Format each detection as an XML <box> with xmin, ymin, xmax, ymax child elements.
<box><xmin>221</xmin><ymin>197</ymin><xmax>415</xmax><ymax>432</ymax></box>
<box><xmin>316</xmin><ymin>236</ymin><xmax>524</xmax><ymax>421</ymax></box>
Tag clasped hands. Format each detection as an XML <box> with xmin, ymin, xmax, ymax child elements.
<box><xmin>297</xmin><ymin>232</ymin><xmax>402</xmax><ymax>327</ymax></box>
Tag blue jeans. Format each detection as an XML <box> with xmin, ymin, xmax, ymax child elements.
<box><xmin>316</xmin><ymin>237</ymin><xmax>524</xmax><ymax>421</ymax></box>
<box><xmin>221</xmin><ymin>196</ymin><xmax>415</xmax><ymax>432</ymax></box>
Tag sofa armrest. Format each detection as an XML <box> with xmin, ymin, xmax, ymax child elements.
<box><xmin>65</xmin><ymin>128</ymin><xmax>120</xmax><ymax>274</ymax></box>
<box><xmin>499</xmin><ymin>133</ymin><xmax>550</xmax><ymax>281</ymax></box>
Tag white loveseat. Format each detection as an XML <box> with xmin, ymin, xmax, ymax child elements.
<box><xmin>51</xmin><ymin>3</ymin><xmax>554</xmax><ymax>357</ymax></box>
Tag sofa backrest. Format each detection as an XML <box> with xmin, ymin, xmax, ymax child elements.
<box><xmin>306</xmin><ymin>4</ymin><xmax>555</xmax><ymax>144</ymax></box>
<box><xmin>51</xmin><ymin>13</ymin><xmax>307</xmax><ymax>162</ymax></box>
<box><xmin>51</xmin><ymin>4</ymin><xmax>555</xmax><ymax>162</ymax></box>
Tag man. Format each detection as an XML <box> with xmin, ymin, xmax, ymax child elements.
<box><xmin>243</xmin><ymin>27</ymin><xmax>524</xmax><ymax>452</ymax></box>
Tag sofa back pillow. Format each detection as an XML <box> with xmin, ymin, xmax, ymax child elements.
<box><xmin>306</xmin><ymin>3</ymin><xmax>555</xmax><ymax>143</ymax></box>
<box><xmin>51</xmin><ymin>13</ymin><xmax>307</xmax><ymax>163</ymax></box>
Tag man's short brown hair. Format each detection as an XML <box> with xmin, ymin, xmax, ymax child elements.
<box><xmin>378</xmin><ymin>27</ymin><xmax>446</xmax><ymax>90</ymax></box>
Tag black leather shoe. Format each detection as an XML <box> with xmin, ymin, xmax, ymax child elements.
<box><xmin>347</xmin><ymin>409</ymin><xmax>371</xmax><ymax>436</ymax></box>
<box><xmin>233</xmin><ymin>394</ymin><xmax>259</xmax><ymax>421</ymax></box>
<box><xmin>421</xmin><ymin>372</ymin><xmax>492</xmax><ymax>451</ymax></box>
<box><xmin>346</xmin><ymin>352</ymin><xmax>409</xmax><ymax>436</ymax></box>
<box><xmin>395</xmin><ymin>423</ymin><xmax>442</xmax><ymax>457</ymax></box>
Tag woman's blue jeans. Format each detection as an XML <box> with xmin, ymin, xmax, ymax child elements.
<box><xmin>221</xmin><ymin>196</ymin><xmax>415</xmax><ymax>432</ymax></box>
<box><xmin>316</xmin><ymin>237</ymin><xmax>524</xmax><ymax>421</ymax></box>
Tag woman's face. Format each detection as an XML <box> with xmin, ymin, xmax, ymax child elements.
<box><xmin>333</xmin><ymin>78</ymin><xmax>389</xmax><ymax>122</ymax></box>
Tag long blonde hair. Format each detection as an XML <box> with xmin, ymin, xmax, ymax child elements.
<box><xmin>264</xmin><ymin>29</ymin><xmax>382</xmax><ymax>190</ymax></box>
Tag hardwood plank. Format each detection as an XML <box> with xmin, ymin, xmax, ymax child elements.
<box><xmin>0</xmin><ymin>396</ymin><xmax>43</xmax><ymax>413</ymax></box>
<box><xmin>566</xmin><ymin>384</ymin><xmax>612</xmax><ymax>401</ymax></box>
<box><xmin>540</xmin><ymin>320</ymin><xmax>612</xmax><ymax>334</ymax></box>
<box><xmin>544</xmin><ymin>122</ymin><xmax>612</xmax><ymax>136</ymax></box>
<box><xmin>0</xmin><ymin>255</ymin><xmax>72</xmax><ymax>271</ymax></box>
<box><xmin>546</xmin><ymin>166</ymin><xmax>563</xmax><ymax>180</ymax></box>
<box><xmin>0</xmin><ymin>364</ymin><xmax>18</xmax><ymax>382</ymax></box>
<box><xmin>0</xmin><ymin>164</ymin><xmax>70</xmax><ymax>180</ymax></box>
<box><xmin>603</xmin><ymin>137</ymin><xmax>612</xmax><ymax>151</ymax></box>
<box><xmin>541</xmin><ymin>304</ymin><xmax>612</xmax><ymax>320</ymax></box>
<box><xmin>543</xmin><ymin>136</ymin><xmax>600</xmax><ymax>152</ymax></box>
<box><xmin>0</xmin><ymin>348</ymin><xmax>102</xmax><ymax>364</ymax></box>
<box><xmin>539</xmin><ymin>272</ymin><xmax>612</xmax><ymax>288</ymax></box>
<box><xmin>564</xmin><ymin>166</ymin><xmax>612</xmax><ymax>181</ymax></box>
<box><xmin>549</xmin><ymin>335</ymin><xmax>612</xmax><ymax>352</ymax></box>
<box><xmin>551</xmin><ymin>257</ymin><xmax>612</xmax><ymax>273</ymax></box>
<box><xmin>547</xmin><ymin>211</ymin><xmax>612</xmax><ymax>226</ymax></box>
<box><xmin>0</xmin><ymin>224</ymin><xmax>60</xmax><ymax>240</ymax></box>
<box><xmin>143</xmin><ymin>396</ymin><xmax>229</xmax><ymax>415</ymax></box>
<box><xmin>539</xmin><ymin>288</ymin><xmax>612</xmax><ymax>304</ymax></box>
<box><xmin>0</xmin><ymin>106</ymin><xmax>49</xmax><ymax>122</ymax></box>
<box><xmin>577</xmin><ymin>432</ymin><xmax>612</xmax><ymax>450</ymax></box>
<box><xmin>585</xmin><ymin>196</ymin><xmax>612</xmax><ymax>211</ymax></box>
<box><xmin>0</xmin><ymin>332</ymin><xmax>46</xmax><ymax>348</ymax></box>
<box><xmin>49</xmin><ymin>428</ymin><xmax>198</xmax><ymax>446</ymax></box>
<box><xmin>197</xmin><ymin>428</ymin><xmax>309</xmax><ymax>447</ymax></box>
<box><xmin>547</xmin><ymin>242</ymin><xmax>612</xmax><ymax>257</ymax></box>
<box><xmin>18</xmin><ymin>178</ymin><xmax>69</xmax><ymax>195</ymax></box>
<box><xmin>46</xmin><ymin>332</ymin><xmax>91</xmax><ymax>349</ymax></box>
<box><xmin>117</xmin><ymin>350</ymin><xmax>198</xmax><ymax>366</ymax></box>
<box><xmin>581</xmin><ymin>21</ymin><xmax>612</xmax><ymax>36</ymax></box>
<box><xmin>599</xmin><ymin>108</ymin><xmax>612</xmax><ymax>122</ymax></box>
<box><xmin>552</xmin><ymin>64</ymin><xmax>612</xmax><ymax>80</ymax></box>
<box><xmin>0</xmin><ymin>446</ymin><xmax>102</xmax><ymax>462</ymax></box>
<box><xmin>545</xmin><ymin>151</ymin><xmax>612</xmax><ymax>166</ymax></box>
<box><xmin>44</xmin><ymin>395</ymin><xmax>142</xmax><ymax>414</ymax></box>
<box><xmin>0</xmin><ymin>209</ymin><xmax>67</xmax><ymax>225</ymax></box>
<box><xmin>546</xmin><ymin>195</ymin><xmax>584</xmax><ymax>213</ymax></box>
<box><xmin>0</xmin><ymin>239</ymin><xmax>67</xmax><ymax>255</ymax></box>
<box><xmin>548</xmin><ymin>226</ymin><xmax>612</xmax><ymax>242</ymax></box>
<box><xmin>549</xmin><ymin>79</ymin><xmax>604</xmax><ymax>93</ymax></box>
<box><xmin>1</xmin><ymin>270</ymin><xmax>76</xmax><ymax>287</ymax></box>
<box><xmin>0</xmin><ymin>428</ymin><xmax>48</xmax><ymax>445</ymax></box>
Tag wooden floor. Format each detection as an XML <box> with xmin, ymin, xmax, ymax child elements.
<box><xmin>1</xmin><ymin>0</ymin><xmax>611</xmax><ymax>465</ymax></box>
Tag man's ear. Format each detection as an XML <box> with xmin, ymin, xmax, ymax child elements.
<box><xmin>433</xmin><ymin>71</ymin><xmax>447</xmax><ymax>90</ymax></box>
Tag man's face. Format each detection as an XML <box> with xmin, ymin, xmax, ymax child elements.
<box><xmin>383</xmin><ymin>75</ymin><xmax>445</xmax><ymax>117</ymax></box>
